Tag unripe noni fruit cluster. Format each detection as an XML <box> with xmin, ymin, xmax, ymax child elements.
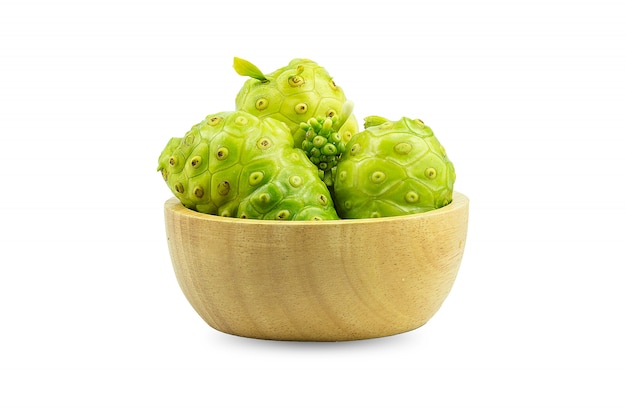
<box><xmin>158</xmin><ymin>57</ymin><xmax>455</xmax><ymax>220</ymax></box>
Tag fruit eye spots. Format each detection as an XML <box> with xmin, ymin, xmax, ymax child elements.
<box><xmin>342</xmin><ymin>131</ymin><xmax>352</xmax><ymax>141</ymax></box>
<box><xmin>425</xmin><ymin>168</ymin><xmax>437</xmax><ymax>179</ymax></box>
<box><xmin>312</xmin><ymin>136</ymin><xmax>326</xmax><ymax>148</ymax></box>
<box><xmin>394</xmin><ymin>142</ymin><xmax>412</xmax><ymax>155</ymax></box>
<box><xmin>289</xmin><ymin>75</ymin><xmax>304</xmax><ymax>87</ymax></box>
<box><xmin>184</xmin><ymin>134</ymin><xmax>195</xmax><ymax>146</ymax></box>
<box><xmin>248</xmin><ymin>171</ymin><xmax>264</xmax><ymax>186</ymax></box>
<box><xmin>338</xmin><ymin>171</ymin><xmax>347</xmax><ymax>182</ymax></box>
<box><xmin>321</xmin><ymin>143</ymin><xmax>337</xmax><ymax>156</ymax></box>
<box><xmin>174</xmin><ymin>183</ymin><xmax>184</xmax><ymax>193</ymax></box>
<box><xmin>289</xmin><ymin>175</ymin><xmax>303</xmax><ymax>187</ymax></box>
<box><xmin>414</xmin><ymin>118</ymin><xmax>425</xmax><ymax>127</ymax></box>
<box><xmin>169</xmin><ymin>156</ymin><xmax>177</xmax><ymax>166</ymax></box>
<box><xmin>404</xmin><ymin>191</ymin><xmax>419</xmax><ymax>203</ymax></box>
<box><xmin>208</xmin><ymin>116</ymin><xmax>223</xmax><ymax>126</ymax></box>
<box><xmin>190</xmin><ymin>156</ymin><xmax>202</xmax><ymax>167</ymax></box>
<box><xmin>217</xmin><ymin>181</ymin><xmax>231</xmax><ymax>196</ymax></box>
<box><xmin>317</xmin><ymin>195</ymin><xmax>329</xmax><ymax>206</ymax></box>
<box><xmin>289</xmin><ymin>152</ymin><xmax>303</xmax><ymax>162</ymax></box>
<box><xmin>216</xmin><ymin>147</ymin><xmax>229</xmax><ymax>160</ymax></box>
<box><xmin>326</xmin><ymin>109</ymin><xmax>336</xmax><ymax>118</ymax></box>
<box><xmin>235</xmin><ymin>116</ymin><xmax>248</xmax><ymax>125</ymax></box>
<box><xmin>275</xmin><ymin>210</ymin><xmax>290</xmax><ymax>220</ymax></box>
<box><xmin>370</xmin><ymin>171</ymin><xmax>386</xmax><ymax>184</ymax></box>
<box><xmin>257</xmin><ymin>137</ymin><xmax>272</xmax><ymax>150</ymax></box>
<box><xmin>294</xmin><ymin>103</ymin><xmax>308</xmax><ymax>114</ymax></box>
<box><xmin>350</xmin><ymin>143</ymin><xmax>361</xmax><ymax>155</ymax></box>
<box><xmin>161</xmin><ymin>170</ymin><xmax>169</xmax><ymax>181</ymax></box>
<box><xmin>329</xmin><ymin>79</ymin><xmax>337</xmax><ymax>90</ymax></box>
<box><xmin>193</xmin><ymin>186</ymin><xmax>204</xmax><ymax>198</ymax></box>
<box><xmin>344</xmin><ymin>200</ymin><xmax>352</xmax><ymax>210</ymax></box>
<box><xmin>255</xmin><ymin>98</ymin><xmax>269</xmax><ymax>110</ymax></box>
<box><xmin>258</xmin><ymin>193</ymin><xmax>271</xmax><ymax>204</ymax></box>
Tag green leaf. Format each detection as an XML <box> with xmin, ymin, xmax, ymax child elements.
<box><xmin>233</xmin><ymin>57</ymin><xmax>267</xmax><ymax>82</ymax></box>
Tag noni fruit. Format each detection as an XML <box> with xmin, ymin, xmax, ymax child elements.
<box><xmin>157</xmin><ymin>110</ymin><xmax>339</xmax><ymax>220</ymax></box>
<box><xmin>333</xmin><ymin>116</ymin><xmax>455</xmax><ymax>219</ymax></box>
<box><xmin>297</xmin><ymin>101</ymin><xmax>354</xmax><ymax>187</ymax></box>
<box><xmin>233</xmin><ymin>57</ymin><xmax>358</xmax><ymax>149</ymax></box>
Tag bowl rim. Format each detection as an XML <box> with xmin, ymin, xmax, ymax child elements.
<box><xmin>165</xmin><ymin>191</ymin><xmax>468</xmax><ymax>226</ymax></box>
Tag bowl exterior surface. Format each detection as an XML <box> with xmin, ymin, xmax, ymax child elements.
<box><xmin>164</xmin><ymin>192</ymin><xmax>469</xmax><ymax>341</ymax></box>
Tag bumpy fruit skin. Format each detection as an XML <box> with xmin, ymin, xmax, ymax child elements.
<box><xmin>298</xmin><ymin>114</ymin><xmax>347</xmax><ymax>187</ymax></box>
<box><xmin>234</xmin><ymin>57</ymin><xmax>358</xmax><ymax>149</ymax></box>
<box><xmin>157</xmin><ymin>111</ymin><xmax>339</xmax><ymax>220</ymax></box>
<box><xmin>333</xmin><ymin>116</ymin><xmax>456</xmax><ymax>219</ymax></box>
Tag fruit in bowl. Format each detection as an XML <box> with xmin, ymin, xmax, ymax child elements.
<box><xmin>157</xmin><ymin>110</ymin><xmax>338</xmax><ymax>220</ymax></box>
<box><xmin>158</xmin><ymin>57</ymin><xmax>469</xmax><ymax>341</ymax></box>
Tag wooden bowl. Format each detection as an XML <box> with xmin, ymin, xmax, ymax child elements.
<box><xmin>164</xmin><ymin>192</ymin><xmax>469</xmax><ymax>341</ymax></box>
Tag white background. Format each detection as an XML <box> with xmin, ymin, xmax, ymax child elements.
<box><xmin>1</xmin><ymin>0</ymin><xmax>625</xmax><ymax>414</ymax></box>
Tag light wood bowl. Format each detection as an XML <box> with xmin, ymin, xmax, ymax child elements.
<box><xmin>164</xmin><ymin>192</ymin><xmax>469</xmax><ymax>341</ymax></box>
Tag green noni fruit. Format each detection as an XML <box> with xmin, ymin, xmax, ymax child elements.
<box><xmin>296</xmin><ymin>100</ymin><xmax>354</xmax><ymax>187</ymax></box>
<box><xmin>233</xmin><ymin>57</ymin><xmax>358</xmax><ymax>149</ymax></box>
<box><xmin>157</xmin><ymin>110</ymin><xmax>339</xmax><ymax>220</ymax></box>
<box><xmin>333</xmin><ymin>116</ymin><xmax>456</xmax><ymax>219</ymax></box>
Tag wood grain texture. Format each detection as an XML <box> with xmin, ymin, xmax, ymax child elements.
<box><xmin>164</xmin><ymin>192</ymin><xmax>469</xmax><ymax>341</ymax></box>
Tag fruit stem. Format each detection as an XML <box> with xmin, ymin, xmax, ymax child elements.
<box><xmin>364</xmin><ymin>115</ymin><xmax>389</xmax><ymax>128</ymax></box>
